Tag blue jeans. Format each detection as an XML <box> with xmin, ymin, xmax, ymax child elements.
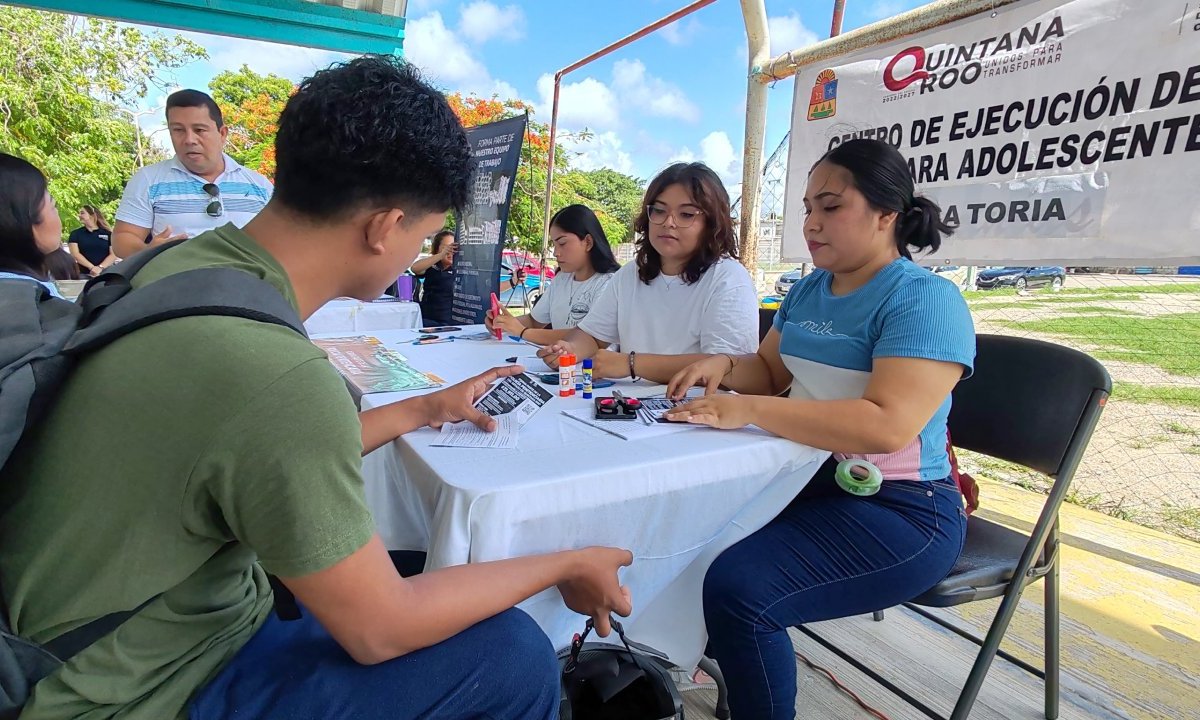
<box><xmin>703</xmin><ymin>459</ymin><xmax>967</xmax><ymax>719</ymax></box>
<box><xmin>189</xmin><ymin>607</ymin><xmax>559</xmax><ymax>720</ymax></box>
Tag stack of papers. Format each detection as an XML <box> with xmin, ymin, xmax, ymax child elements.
<box><xmin>431</xmin><ymin>374</ymin><xmax>553</xmax><ymax>449</ymax></box>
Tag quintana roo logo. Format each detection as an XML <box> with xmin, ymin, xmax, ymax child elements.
<box><xmin>808</xmin><ymin>69</ymin><xmax>838</xmax><ymax>121</ymax></box>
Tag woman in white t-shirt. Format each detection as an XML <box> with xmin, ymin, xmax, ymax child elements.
<box><xmin>485</xmin><ymin>204</ymin><xmax>619</xmax><ymax>345</ymax></box>
<box><xmin>538</xmin><ymin>162</ymin><xmax>758</xmax><ymax>381</ymax></box>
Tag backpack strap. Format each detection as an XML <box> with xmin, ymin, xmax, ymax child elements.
<box><xmin>65</xmin><ymin>267</ymin><xmax>305</xmax><ymax>355</ymax></box>
<box><xmin>76</xmin><ymin>239</ymin><xmax>187</xmax><ymax>327</ymax></box>
<box><xmin>40</xmin><ymin>595</ymin><xmax>160</xmax><ymax>663</ymax></box>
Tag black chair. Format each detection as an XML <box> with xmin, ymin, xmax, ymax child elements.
<box><xmin>758</xmin><ymin>307</ymin><xmax>777</xmax><ymax>342</ymax></box>
<box><xmin>708</xmin><ymin>334</ymin><xmax>1111</xmax><ymax>720</ymax></box>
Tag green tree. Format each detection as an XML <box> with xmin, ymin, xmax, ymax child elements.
<box><xmin>445</xmin><ymin>93</ymin><xmax>644</xmax><ymax>256</ymax></box>
<box><xmin>0</xmin><ymin>8</ymin><xmax>206</xmax><ymax>234</ymax></box>
<box><xmin>561</xmin><ymin>168</ymin><xmax>644</xmax><ymax>245</ymax></box>
<box><xmin>209</xmin><ymin>66</ymin><xmax>294</xmax><ymax>178</ymax></box>
<box><xmin>209</xmin><ymin>64</ymin><xmax>293</xmax><ymax>107</ymax></box>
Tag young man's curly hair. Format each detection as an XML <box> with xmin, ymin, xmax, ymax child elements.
<box><xmin>274</xmin><ymin>56</ymin><xmax>474</xmax><ymax>222</ymax></box>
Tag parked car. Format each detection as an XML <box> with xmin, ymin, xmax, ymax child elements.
<box><xmin>775</xmin><ymin>267</ymin><xmax>804</xmax><ymax>295</ymax></box>
<box><xmin>923</xmin><ymin>264</ymin><xmax>970</xmax><ymax>290</ymax></box>
<box><xmin>498</xmin><ymin>259</ymin><xmax>547</xmax><ymax>308</ymax></box>
<box><xmin>502</xmin><ymin>249</ymin><xmax>555</xmax><ymax>281</ymax></box>
<box><xmin>975</xmin><ymin>266</ymin><xmax>1066</xmax><ymax>291</ymax></box>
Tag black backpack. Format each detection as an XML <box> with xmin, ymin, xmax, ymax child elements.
<box><xmin>0</xmin><ymin>240</ymin><xmax>305</xmax><ymax>718</ymax></box>
<box><xmin>559</xmin><ymin>618</ymin><xmax>685</xmax><ymax>720</ymax></box>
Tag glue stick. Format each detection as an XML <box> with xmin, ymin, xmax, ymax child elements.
<box><xmin>582</xmin><ymin>358</ymin><xmax>594</xmax><ymax>398</ymax></box>
<box><xmin>559</xmin><ymin>353</ymin><xmax>576</xmax><ymax>397</ymax></box>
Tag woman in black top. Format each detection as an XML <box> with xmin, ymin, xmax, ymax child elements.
<box><xmin>410</xmin><ymin>230</ymin><xmax>459</xmax><ymax>326</ymax></box>
<box><xmin>410</xmin><ymin>230</ymin><xmax>522</xmax><ymax>326</ymax></box>
<box><xmin>68</xmin><ymin>205</ymin><xmax>116</xmax><ymax>277</ymax></box>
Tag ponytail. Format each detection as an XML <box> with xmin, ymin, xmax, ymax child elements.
<box><xmin>817</xmin><ymin>138</ymin><xmax>956</xmax><ymax>259</ymax></box>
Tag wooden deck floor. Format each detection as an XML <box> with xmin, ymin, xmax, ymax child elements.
<box><xmin>679</xmin><ymin>478</ymin><xmax>1200</xmax><ymax>719</ymax></box>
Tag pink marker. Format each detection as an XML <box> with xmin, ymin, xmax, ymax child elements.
<box><xmin>489</xmin><ymin>292</ymin><xmax>503</xmax><ymax>340</ymax></box>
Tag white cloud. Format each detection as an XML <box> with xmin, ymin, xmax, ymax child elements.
<box><xmin>536</xmin><ymin>74</ymin><xmax>620</xmax><ymax>131</ymax></box>
<box><xmin>768</xmin><ymin>12</ymin><xmax>820</xmax><ymax>56</ymax></box>
<box><xmin>669</xmin><ymin>131</ymin><xmax>742</xmax><ymax>187</ymax></box>
<box><xmin>612</xmin><ymin>59</ymin><xmax>700</xmax><ymax>123</ymax></box>
<box><xmin>405</xmin><ymin>12</ymin><xmax>489</xmax><ymax>86</ymax></box>
<box><xmin>458</xmin><ymin>1</ymin><xmax>525</xmax><ymax>43</ymax></box>
<box><xmin>668</xmin><ymin>147</ymin><xmax>697</xmax><ymax>165</ymax></box>
<box><xmin>700</xmin><ymin>131</ymin><xmax>740</xmax><ymax>181</ymax></box>
<box><xmin>405</xmin><ymin>12</ymin><xmax>520</xmax><ymax>98</ymax></box>
<box><xmin>539</xmin><ymin>60</ymin><xmax>700</xmax><ymax>134</ymax></box>
<box><xmin>490</xmin><ymin>79</ymin><xmax>521</xmax><ymax>100</ymax></box>
<box><xmin>565</xmin><ymin>131</ymin><xmax>635</xmax><ymax>175</ymax></box>
<box><xmin>660</xmin><ymin>18</ymin><xmax>702</xmax><ymax>46</ymax></box>
<box><xmin>178</xmin><ymin>31</ymin><xmax>350</xmax><ymax>82</ymax></box>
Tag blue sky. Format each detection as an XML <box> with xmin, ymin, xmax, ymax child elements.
<box><xmin>129</xmin><ymin>0</ymin><xmax>925</xmax><ymax>193</ymax></box>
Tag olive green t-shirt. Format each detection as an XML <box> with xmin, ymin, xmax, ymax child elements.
<box><xmin>0</xmin><ymin>225</ymin><xmax>375</xmax><ymax>719</ymax></box>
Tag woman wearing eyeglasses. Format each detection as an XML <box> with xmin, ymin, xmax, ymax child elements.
<box><xmin>537</xmin><ymin>162</ymin><xmax>758</xmax><ymax>380</ymax></box>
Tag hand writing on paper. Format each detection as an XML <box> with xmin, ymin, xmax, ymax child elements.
<box><xmin>420</xmin><ymin>365</ymin><xmax>525</xmax><ymax>431</ymax></box>
<box><xmin>558</xmin><ymin>547</ymin><xmax>634</xmax><ymax>638</ymax></box>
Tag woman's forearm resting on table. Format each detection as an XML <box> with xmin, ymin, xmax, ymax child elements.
<box><xmin>741</xmin><ymin>356</ymin><xmax>965</xmax><ymax>454</ymax></box>
<box><xmin>744</xmin><ymin>395</ymin><xmax>913</xmax><ymax>454</ymax></box>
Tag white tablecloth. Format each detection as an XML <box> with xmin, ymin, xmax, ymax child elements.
<box><xmin>304</xmin><ymin>299</ymin><xmax>423</xmax><ymax>335</ymax></box>
<box><xmin>354</xmin><ymin>327</ymin><xmax>828</xmax><ymax>669</ymax></box>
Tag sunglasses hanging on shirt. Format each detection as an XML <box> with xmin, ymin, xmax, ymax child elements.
<box><xmin>202</xmin><ymin>183</ymin><xmax>223</xmax><ymax>218</ymax></box>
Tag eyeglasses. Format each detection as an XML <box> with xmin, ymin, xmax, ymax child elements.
<box><xmin>202</xmin><ymin>183</ymin><xmax>223</xmax><ymax>218</ymax></box>
<box><xmin>646</xmin><ymin>205</ymin><xmax>703</xmax><ymax>228</ymax></box>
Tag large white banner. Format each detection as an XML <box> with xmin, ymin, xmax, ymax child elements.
<box><xmin>783</xmin><ymin>0</ymin><xmax>1200</xmax><ymax>265</ymax></box>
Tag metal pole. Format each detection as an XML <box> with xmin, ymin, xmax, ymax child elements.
<box><xmin>539</xmin><ymin>78</ymin><xmax>562</xmax><ymax>291</ymax></box>
<box><xmin>540</xmin><ymin>0</ymin><xmax>720</xmax><ymax>263</ymax></box>
<box><xmin>830</xmin><ymin>0</ymin><xmax>846</xmax><ymax>36</ymax></box>
<box><xmin>757</xmin><ymin>0</ymin><xmax>1021</xmax><ymax>82</ymax></box>
<box><xmin>738</xmin><ymin>0</ymin><xmax>769</xmax><ymax>283</ymax></box>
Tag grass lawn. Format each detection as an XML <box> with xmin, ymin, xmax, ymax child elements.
<box><xmin>970</xmin><ymin>300</ymin><xmax>1140</xmax><ymax>314</ymax></box>
<box><xmin>1001</xmin><ymin>312</ymin><xmax>1200</xmax><ymax>376</ymax></box>
<box><xmin>1111</xmin><ymin>383</ymin><xmax>1200</xmax><ymax>410</ymax></box>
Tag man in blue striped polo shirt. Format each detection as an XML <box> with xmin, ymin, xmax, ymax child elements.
<box><xmin>113</xmin><ymin>89</ymin><xmax>274</xmax><ymax>258</ymax></box>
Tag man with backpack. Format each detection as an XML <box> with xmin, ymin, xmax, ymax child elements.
<box><xmin>0</xmin><ymin>56</ymin><xmax>632</xmax><ymax>720</ymax></box>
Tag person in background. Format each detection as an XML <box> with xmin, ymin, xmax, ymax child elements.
<box><xmin>662</xmin><ymin>138</ymin><xmax>975</xmax><ymax>719</ymax></box>
<box><xmin>112</xmin><ymin>89</ymin><xmax>273</xmax><ymax>258</ymax></box>
<box><xmin>537</xmin><ymin>162</ymin><xmax>759</xmax><ymax>379</ymax></box>
<box><xmin>485</xmin><ymin>204</ymin><xmax>620</xmax><ymax>345</ymax></box>
<box><xmin>68</xmin><ymin>205</ymin><xmax>117</xmax><ymax>276</ymax></box>
<box><xmin>0</xmin><ymin>153</ymin><xmax>66</xmax><ymax>297</ymax></box>
<box><xmin>410</xmin><ymin>229</ymin><xmax>459</xmax><ymax>326</ymax></box>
